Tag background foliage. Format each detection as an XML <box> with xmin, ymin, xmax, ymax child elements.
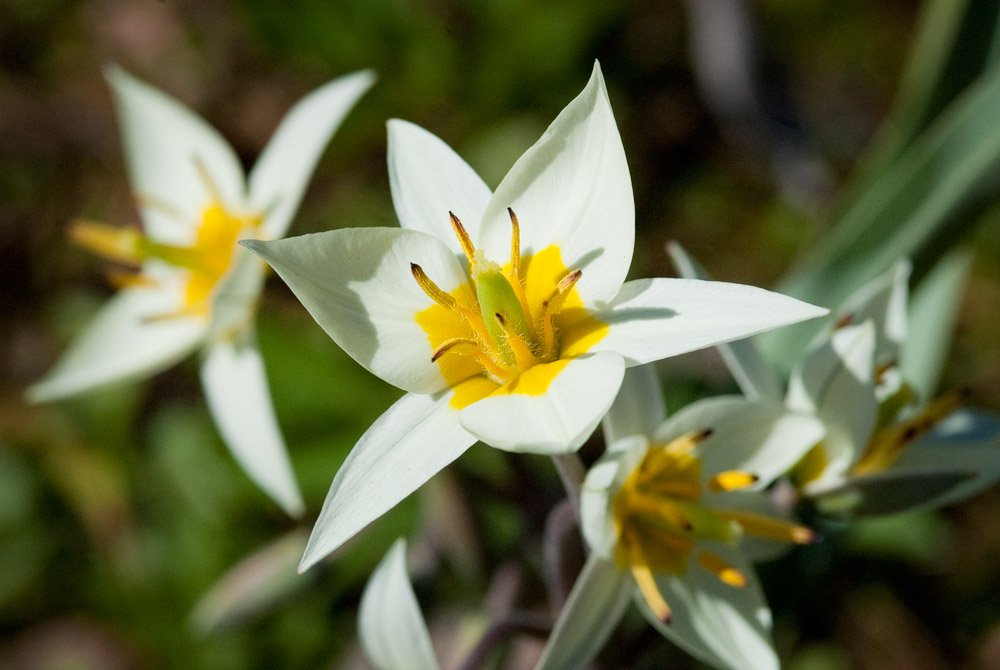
<box><xmin>2</xmin><ymin>0</ymin><xmax>1000</xmax><ymax>668</ymax></box>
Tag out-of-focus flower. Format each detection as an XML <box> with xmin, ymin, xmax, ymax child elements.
<box><xmin>537</xmin><ymin>367</ymin><xmax>824</xmax><ymax>670</ymax></box>
<box><xmin>28</xmin><ymin>66</ymin><xmax>375</xmax><ymax>516</ymax></box>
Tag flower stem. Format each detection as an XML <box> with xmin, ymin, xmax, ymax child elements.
<box><xmin>551</xmin><ymin>453</ymin><xmax>585</xmax><ymax>516</ymax></box>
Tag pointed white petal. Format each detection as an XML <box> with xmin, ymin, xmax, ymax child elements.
<box><xmin>580</xmin><ymin>436</ymin><xmax>647</xmax><ymax>557</ymax></box>
<box><xmin>787</xmin><ymin>322</ymin><xmax>877</xmax><ymax>470</ymax></box>
<box><xmin>588</xmin><ymin>278</ymin><xmax>829</xmax><ymax>367</ymax></box>
<box><xmin>667</xmin><ymin>242</ymin><xmax>783</xmax><ymax>403</ymax></box>
<box><xmin>836</xmin><ymin>259</ymin><xmax>911</xmax><ymax>367</ymax></box>
<box><xmin>642</xmin><ymin>547</ymin><xmax>778</xmax><ymax>670</ymax></box>
<box><xmin>243</xmin><ymin>228</ymin><xmax>468</xmax><ymax>394</ymax></box>
<box><xmin>602</xmin><ymin>364</ymin><xmax>667</xmax><ymax>445</ymax></box>
<box><xmin>249</xmin><ymin>70</ymin><xmax>376</xmax><ymax>240</ymax></box>
<box><xmin>299</xmin><ymin>391</ymin><xmax>477</xmax><ymax>572</ymax></box>
<box><xmin>359</xmin><ymin>538</ymin><xmax>440</xmax><ymax>670</ymax></box>
<box><xmin>458</xmin><ymin>351</ymin><xmax>625</xmax><ymax>454</ymax></box>
<box><xmin>200</xmin><ymin>334</ymin><xmax>303</xmax><ymax>517</ymax></box>
<box><xmin>901</xmin><ymin>251</ymin><xmax>971</xmax><ymax>401</ymax></box>
<box><xmin>207</xmin><ymin>245</ymin><xmax>267</xmax><ymax>341</ymax></box>
<box><xmin>105</xmin><ymin>65</ymin><xmax>245</xmax><ymax>245</ymax></box>
<box><xmin>387</xmin><ymin>119</ymin><xmax>493</xmax><ymax>247</ymax></box>
<box><xmin>479</xmin><ymin>62</ymin><xmax>634</xmax><ymax>308</ymax></box>
<box><xmin>27</xmin><ymin>282</ymin><xmax>206</xmax><ymax>402</ymax></box>
<box><xmin>533</xmin><ymin>553</ymin><xmax>632</xmax><ymax>670</ymax></box>
<box><xmin>651</xmin><ymin>397</ymin><xmax>825</xmax><ymax>487</ymax></box>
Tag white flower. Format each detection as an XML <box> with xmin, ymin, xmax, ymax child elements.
<box><xmin>787</xmin><ymin>260</ymin><xmax>1000</xmax><ymax>515</ymax></box>
<box><xmin>245</xmin><ymin>62</ymin><xmax>827</xmax><ymax>570</ymax></box>
<box><xmin>536</xmin><ymin>366</ymin><xmax>824</xmax><ymax>670</ymax></box>
<box><xmin>670</xmin><ymin>244</ymin><xmax>1000</xmax><ymax>517</ymax></box>
<box><xmin>27</xmin><ymin>66</ymin><xmax>375</xmax><ymax>517</ymax></box>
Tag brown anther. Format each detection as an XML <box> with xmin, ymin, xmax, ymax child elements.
<box><xmin>449</xmin><ymin>212</ymin><xmax>477</xmax><ymax>266</ymax></box>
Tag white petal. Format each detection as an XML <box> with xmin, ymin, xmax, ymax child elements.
<box><xmin>243</xmin><ymin>228</ymin><xmax>469</xmax><ymax>395</ymax></box>
<box><xmin>602</xmin><ymin>364</ymin><xmax>666</xmax><ymax>445</ymax></box>
<box><xmin>642</xmin><ymin>547</ymin><xmax>778</xmax><ymax>670</ymax></box>
<box><xmin>580</xmin><ymin>435</ymin><xmax>647</xmax><ymax>557</ymax></box>
<box><xmin>835</xmin><ymin>259</ymin><xmax>910</xmax><ymax>367</ymax></box>
<box><xmin>458</xmin><ymin>351</ymin><xmax>625</xmax><ymax>454</ymax></box>
<box><xmin>901</xmin><ymin>251</ymin><xmax>971</xmax><ymax>402</ymax></box>
<box><xmin>651</xmin><ymin>397</ymin><xmax>825</xmax><ymax>487</ymax></box>
<box><xmin>105</xmin><ymin>65</ymin><xmax>245</xmax><ymax>245</ymax></box>
<box><xmin>533</xmin><ymin>553</ymin><xmax>632</xmax><ymax>670</ymax></box>
<box><xmin>199</xmin><ymin>334</ymin><xmax>303</xmax><ymax>517</ymax></box>
<box><xmin>786</xmin><ymin>322</ymin><xmax>877</xmax><ymax>466</ymax></box>
<box><xmin>667</xmin><ymin>242</ymin><xmax>783</xmax><ymax>403</ymax></box>
<box><xmin>387</xmin><ymin>119</ymin><xmax>493</xmax><ymax>247</ymax></box>
<box><xmin>479</xmin><ymin>62</ymin><xmax>634</xmax><ymax>308</ymax></box>
<box><xmin>249</xmin><ymin>70</ymin><xmax>376</xmax><ymax>240</ymax></box>
<box><xmin>299</xmin><ymin>391</ymin><xmax>477</xmax><ymax>572</ymax></box>
<box><xmin>207</xmin><ymin>245</ymin><xmax>267</xmax><ymax>341</ymax></box>
<box><xmin>588</xmin><ymin>278</ymin><xmax>829</xmax><ymax>367</ymax></box>
<box><xmin>27</xmin><ymin>282</ymin><xmax>206</xmax><ymax>402</ymax></box>
<box><xmin>359</xmin><ymin>538</ymin><xmax>440</xmax><ymax>670</ymax></box>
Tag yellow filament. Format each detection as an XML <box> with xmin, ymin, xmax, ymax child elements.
<box><xmin>697</xmin><ymin>551</ymin><xmax>748</xmax><ymax>588</ymax></box>
<box><xmin>627</xmin><ymin>536</ymin><xmax>672</xmax><ymax>623</ymax></box>
<box><xmin>474</xmin><ymin>350</ymin><xmax>512</xmax><ymax>385</ymax></box>
<box><xmin>494</xmin><ymin>312</ymin><xmax>540</xmax><ymax>369</ymax></box>
<box><xmin>449</xmin><ymin>212</ymin><xmax>477</xmax><ymax>268</ymax></box>
<box><xmin>69</xmin><ymin>220</ymin><xmax>144</xmax><ymax>265</ymax></box>
<box><xmin>708</xmin><ymin>471</ymin><xmax>759</xmax><ymax>493</ymax></box>
<box><xmin>431</xmin><ymin>337</ymin><xmax>479</xmax><ymax>362</ymax></box>
<box><xmin>719</xmin><ymin>510</ymin><xmax>817</xmax><ymax>544</ymax></box>
<box><xmin>538</xmin><ymin>269</ymin><xmax>582</xmax><ymax>354</ymax></box>
<box><xmin>411</xmin><ymin>263</ymin><xmax>458</xmax><ymax>309</ymax></box>
<box><xmin>851</xmin><ymin>389</ymin><xmax>968</xmax><ymax>477</ymax></box>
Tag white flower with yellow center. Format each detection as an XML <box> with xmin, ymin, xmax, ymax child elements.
<box><xmin>27</xmin><ymin>66</ymin><xmax>375</xmax><ymax>517</ymax></box>
<box><xmin>786</xmin><ymin>261</ymin><xmax>1000</xmax><ymax>516</ymax></box>
<box><xmin>245</xmin><ymin>62</ymin><xmax>827</xmax><ymax>570</ymax></box>
<box><xmin>537</xmin><ymin>367</ymin><xmax>825</xmax><ymax>670</ymax></box>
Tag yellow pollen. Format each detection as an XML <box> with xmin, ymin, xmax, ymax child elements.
<box><xmin>718</xmin><ymin>509</ymin><xmax>818</xmax><ymax>544</ymax></box>
<box><xmin>627</xmin><ymin>535</ymin><xmax>672</xmax><ymax>624</ymax></box>
<box><xmin>412</xmin><ymin>210</ymin><xmax>608</xmax><ymax>405</ymax></box>
<box><xmin>696</xmin><ymin>551</ymin><xmax>748</xmax><ymax>587</ymax></box>
<box><xmin>708</xmin><ymin>471</ymin><xmax>759</xmax><ymax>493</ymax></box>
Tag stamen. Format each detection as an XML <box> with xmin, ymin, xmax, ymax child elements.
<box><xmin>504</xmin><ymin>208</ymin><xmax>535</xmax><ymax>342</ymax></box>
<box><xmin>411</xmin><ymin>263</ymin><xmax>457</xmax><ymax>309</ymax></box>
<box><xmin>507</xmin><ymin>208</ymin><xmax>521</xmax><ymax>273</ymax></box>
<box><xmin>663</xmin><ymin>429</ymin><xmax>713</xmax><ymax>457</ymax></box>
<box><xmin>626</xmin><ymin>535</ymin><xmax>672</xmax><ymax>623</ymax></box>
<box><xmin>69</xmin><ymin>220</ymin><xmax>144</xmax><ymax>265</ymax></box>
<box><xmin>134</xmin><ymin>193</ymin><xmax>186</xmax><ymax>222</ymax></box>
<box><xmin>449</xmin><ymin>212</ymin><xmax>477</xmax><ymax>268</ymax></box>
<box><xmin>708</xmin><ymin>471</ymin><xmax>759</xmax><ymax>493</ymax></box>
<box><xmin>193</xmin><ymin>156</ymin><xmax>224</xmax><ymax>205</ymax></box>
<box><xmin>834</xmin><ymin>312</ymin><xmax>854</xmax><ymax>329</ymax></box>
<box><xmin>538</xmin><ymin>269</ymin><xmax>583</xmax><ymax>354</ymax></box>
<box><xmin>851</xmin><ymin>389</ymin><xmax>968</xmax><ymax>476</ymax></box>
<box><xmin>431</xmin><ymin>337</ymin><xmax>479</xmax><ymax>362</ymax></box>
<box><xmin>697</xmin><ymin>551</ymin><xmax>748</xmax><ymax>587</ymax></box>
<box><xmin>474</xmin><ymin>350</ymin><xmax>513</xmax><ymax>385</ymax></box>
<box><xmin>494</xmin><ymin>312</ymin><xmax>540</xmax><ymax>370</ymax></box>
<box><xmin>718</xmin><ymin>510</ymin><xmax>818</xmax><ymax>544</ymax></box>
<box><xmin>626</xmin><ymin>494</ymin><xmax>694</xmax><ymax>531</ymax></box>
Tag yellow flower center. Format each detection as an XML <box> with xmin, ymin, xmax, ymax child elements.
<box><xmin>70</xmin><ymin>199</ymin><xmax>259</xmax><ymax>319</ymax></box>
<box><xmin>412</xmin><ymin>209</ymin><xmax>608</xmax><ymax>408</ymax></box>
<box><xmin>612</xmin><ymin>430</ymin><xmax>815</xmax><ymax>623</ymax></box>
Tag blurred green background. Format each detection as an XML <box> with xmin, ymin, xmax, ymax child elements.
<box><xmin>3</xmin><ymin>0</ymin><xmax>1000</xmax><ymax>668</ymax></box>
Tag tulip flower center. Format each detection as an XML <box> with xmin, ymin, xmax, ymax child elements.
<box><xmin>612</xmin><ymin>430</ymin><xmax>816</xmax><ymax>623</ymax></box>
<box><xmin>412</xmin><ymin>209</ymin><xmax>607</xmax><ymax>406</ymax></box>
<box><xmin>70</xmin><ymin>197</ymin><xmax>259</xmax><ymax>319</ymax></box>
